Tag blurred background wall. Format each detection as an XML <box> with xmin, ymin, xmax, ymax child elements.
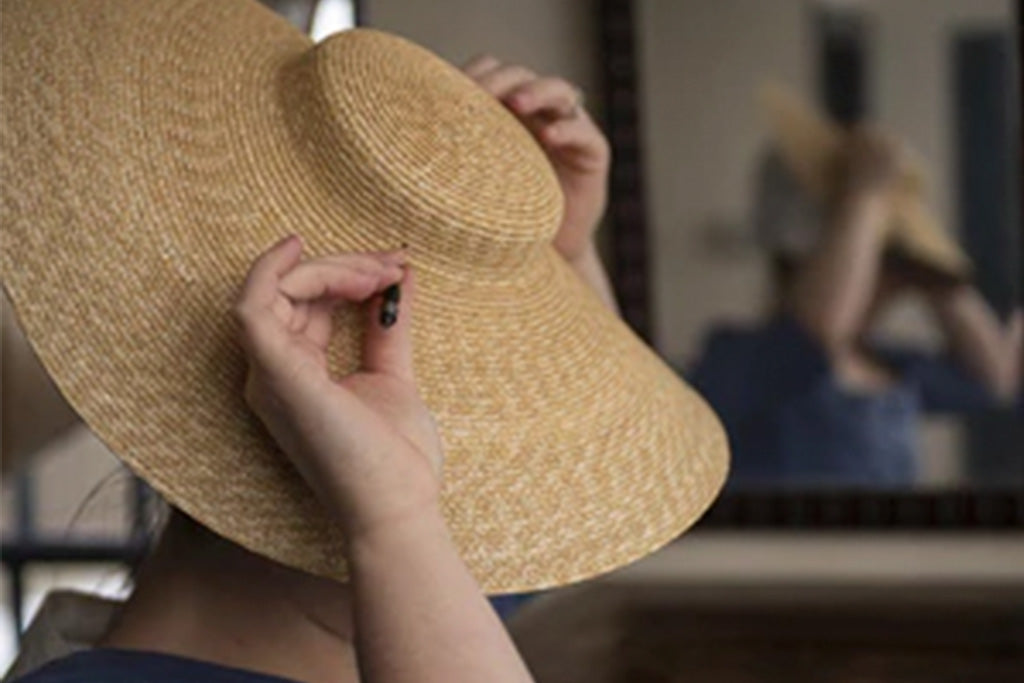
<box><xmin>639</xmin><ymin>0</ymin><xmax>1014</xmax><ymax>363</ymax></box>
<box><xmin>367</xmin><ymin>0</ymin><xmax>599</xmax><ymax>117</ymax></box>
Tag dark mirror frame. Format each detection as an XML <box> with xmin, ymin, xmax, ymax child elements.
<box><xmin>596</xmin><ymin>0</ymin><xmax>1024</xmax><ymax>530</ymax></box>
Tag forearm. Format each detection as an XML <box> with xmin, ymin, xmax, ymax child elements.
<box><xmin>567</xmin><ymin>241</ymin><xmax>619</xmax><ymax>315</ymax></box>
<box><xmin>349</xmin><ymin>512</ymin><xmax>535</xmax><ymax>683</ymax></box>
<box><xmin>929</xmin><ymin>286</ymin><xmax>1023</xmax><ymax>402</ymax></box>
<box><xmin>235</xmin><ymin>242</ymin><xmax>530</xmax><ymax>681</ymax></box>
<box><xmin>789</xmin><ymin>191</ymin><xmax>889</xmax><ymax>352</ymax></box>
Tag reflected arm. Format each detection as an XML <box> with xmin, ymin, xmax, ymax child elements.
<box><xmin>787</xmin><ymin>130</ymin><xmax>898</xmax><ymax>356</ymax></box>
<box><xmin>787</xmin><ymin>188</ymin><xmax>890</xmax><ymax>356</ymax></box>
<box><xmin>928</xmin><ymin>288</ymin><xmax>1023</xmax><ymax>404</ymax></box>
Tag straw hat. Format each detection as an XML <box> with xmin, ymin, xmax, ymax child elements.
<box><xmin>759</xmin><ymin>83</ymin><xmax>972</xmax><ymax>280</ymax></box>
<box><xmin>0</xmin><ymin>0</ymin><xmax>728</xmax><ymax>593</ymax></box>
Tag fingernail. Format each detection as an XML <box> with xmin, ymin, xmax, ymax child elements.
<box><xmin>379</xmin><ymin>284</ymin><xmax>401</xmax><ymax>328</ymax></box>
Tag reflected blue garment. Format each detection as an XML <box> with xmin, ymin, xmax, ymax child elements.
<box><xmin>490</xmin><ymin>592</ymin><xmax>536</xmax><ymax>621</ymax></box>
<box><xmin>13</xmin><ymin>649</ymin><xmax>297</xmax><ymax>682</ymax></box>
<box><xmin>688</xmin><ymin>315</ymin><xmax>996</xmax><ymax>488</ymax></box>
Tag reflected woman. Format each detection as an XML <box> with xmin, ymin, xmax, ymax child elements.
<box><xmin>690</xmin><ymin>126</ymin><xmax>1022</xmax><ymax>487</ymax></box>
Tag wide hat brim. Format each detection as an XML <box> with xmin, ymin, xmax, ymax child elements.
<box><xmin>1</xmin><ymin>0</ymin><xmax>728</xmax><ymax>593</ymax></box>
<box><xmin>759</xmin><ymin>83</ymin><xmax>972</xmax><ymax>280</ymax></box>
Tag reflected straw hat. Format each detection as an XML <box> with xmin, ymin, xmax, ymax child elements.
<box><xmin>759</xmin><ymin>83</ymin><xmax>972</xmax><ymax>280</ymax></box>
<box><xmin>0</xmin><ymin>0</ymin><xmax>728</xmax><ymax>593</ymax></box>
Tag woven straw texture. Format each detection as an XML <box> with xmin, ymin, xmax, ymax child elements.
<box><xmin>1</xmin><ymin>0</ymin><xmax>728</xmax><ymax>593</ymax></box>
<box><xmin>759</xmin><ymin>83</ymin><xmax>971</xmax><ymax>280</ymax></box>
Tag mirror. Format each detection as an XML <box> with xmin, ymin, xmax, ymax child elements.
<box><xmin>634</xmin><ymin>0</ymin><xmax>1020</xmax><ymax>491</ymax></box>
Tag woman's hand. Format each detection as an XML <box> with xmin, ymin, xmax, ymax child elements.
<box><xmin>236</xmin><ymin>238</ymin><xmax>536</xmax><ymax>683</ymax></box>
<box><xmin>839</xmin><ymin>126</ymin><xmax>901</xmax><ymax>201</ymax></box>
<box><xmin>464</xmin><ymin>56</ymin><xmax>610</xmax><ymax>264</ymax></box>
<box><xmin>233</xmin><ymin>236</ymin><xmax>444</xmax><ymax>541</ymax></box>
<box><xmin>464</xmin><ymin>57</ymin><xmax>619</xmax><ymax>312</ymax></box>
<box><xmin>788</xmin><ymin>127</ymin><xmax>900</xmax><ymax>355</ymax></box>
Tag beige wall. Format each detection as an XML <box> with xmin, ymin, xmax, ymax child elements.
<box><xmin>638</xmin><ymin>0</ymin><xmax>813</xmax><ymax>363</ymax></box>
<box><xmin>365</xmin><ymin>0</ymin><xmax>599</xmax><ymax>102</ymax></box>
<box><xmin>874</xmin><ymin>0</ymin><xmax>1014</xmax><ymax>233</ymax></box>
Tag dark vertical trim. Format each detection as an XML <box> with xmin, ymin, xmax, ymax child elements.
<box><xmin>955</xmin><ymin>33</ymin><xmax>1017</xmax><ymax>313</ymax></box>
<box><xmin>10</xmin><ymin>566</ymin><xmax>25</xmax><ymax>639</ymax></box>
<box><xmin>1011</xmin><ymin>0</ymin><xmax>1019</xmax><ymax>299</ymax></box>
<box><xmin>12</xmin><ymin>471</ymin><xmax>33</xmax><ymax>638</ymax></box>
<box><xmin>128</xmin><ymin>477</ymin><xmax>152</xmax><ymax>544</ymax></box>
<box><xmin>15</xmin><ymin>472</ymin><xmax>32</xmax><ymax>541</ymax></box>
<box><xmin>955</xmin><ymin>31</ymin><xmax>1022</xmax><ymax>484</ymax></box>
<box><xmin>816</xmin><ymin>7</ymin><xmax>870</xmax><ymax>125</ymax></box>
<box><xmin>597</xmin><ymin>0</ymin><xmax>652</xmax><ymax>342</ymax></box>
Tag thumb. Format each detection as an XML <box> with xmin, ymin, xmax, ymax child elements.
<box><xmin>362</xmin><ymin>266</ymin><xmax>416</xmax><ymax>383</ymax></box>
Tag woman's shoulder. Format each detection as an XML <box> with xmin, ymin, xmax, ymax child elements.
<box><xmin>692</xmin><ymin>314</ymin><xmax>828</xmax><ymax>377</ymax></box>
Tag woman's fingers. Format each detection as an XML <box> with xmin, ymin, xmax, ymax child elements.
<box><xmin>234</xmin><ymin>236</ymin><xmax>303</xmax><ymax>361</ymax></box>
<box><xmin>235</xmin><ymin>241</ymin><xmax>407</xmax><ymax>374</ymax></box>
<box><xmin>506</xmin><ymin>77</ymin><xmax>580</xmax><ymax>119</ymax></box>
<box><xmin>463</xmin><ymin>59</ymin><xmax>603</xmax><ymax>169</ymax></box>
<box><xmin>462</xmin><ymin>53</ymin><xmax>500</xmax><ymax>79</ymax></box>
<box><xmin>465</xmin><ymin>57</ymin><xmax>584</xmax><ymax>122</ymax></box>
<box><xmin>304</xmin><ymin>298</ymin><xmax>338</xmax><ymax>350</ymax></box>
<box><xmin>362</xmin><ymin>266</ymin><xmax>416</xmax><ymax>384</ymax></box>
<box><xmin>279</xmin><ymin>255</ymin><xmax>404</xmax><ymax>303</ymax></box>
<box><xmin>236</xmin><ymin>235</ymin><xmax>303</xmax><ymax>314</ymax></box>
<box><xmin>537</xmin><ymin>117</ymin><xmax>610</xmax><ymax>171</ymax></box>
<box><xmin>319</xmin><ymin>249</ymin><xmax>407</xmax><ymax>270</ymax></box>
<box><xmin>475</xmin><ymin>64</ymin><xmax>537</xmax><ymax>100</ymax></box>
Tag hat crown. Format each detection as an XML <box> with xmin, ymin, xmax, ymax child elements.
<box><xmin>284</xmin><ymin>30</ymin><xmax>564</xmax><ymax>277</ymax></box>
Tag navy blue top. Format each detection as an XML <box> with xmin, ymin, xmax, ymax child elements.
<box><xmin>13</xmin><ymin>649</ymin><xmax>298</xmax><ymax>683</ymax></box>
<box><xmin>688</xmin><ymin>315</ymin><xmax>996</xmax><ymax>488</ymax></box>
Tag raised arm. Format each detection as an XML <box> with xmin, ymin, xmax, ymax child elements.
<box><xmin>788</xmin><ymin>128</ymin><xmax>899</xmax><ymax>355</ymax></box>
<box><xmin>234</xmin><ymin>237</ymin><xmax>535</xmax><ymax>683</ymax></box>
<box><xmin>464</xmin><ymin>56</ymin><xmax>619</xmax><ymax>313</ymax></box>
<box><xmin>927</xmin><ymin>286</ymin><xmax>1023</xmax><ymax>403</ymax></box>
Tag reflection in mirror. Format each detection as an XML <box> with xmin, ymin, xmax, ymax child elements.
<box><xmin>637</xmin><ymin>0</ymin><xmax>1021</xmax><ymax>491</ymax></box>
